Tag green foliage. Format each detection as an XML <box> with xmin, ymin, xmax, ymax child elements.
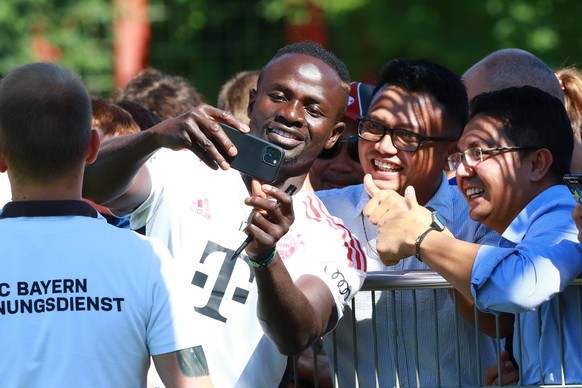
<box><xmin>321</xmin><ymin>0</ymin><xmax>582</xmax><ymax>83</ymax></box>
<box><xmin>148</xmin><ymin>0</ymin><xmax>285</xmax><ymax>103</ymax></box>
<box><xmin>3</xmin><ymin>0</ymin><xmax>582</xmax><ymax>99</ymax></box>
<box><xmin>259</xmin><ymin>0</ymin><xmax>367</xmax><ymax>23</ymax></box>
<box><xmin>0</xmin><ymin>0</ymin><xmax>114</xmax><ymax>94</ymax></box>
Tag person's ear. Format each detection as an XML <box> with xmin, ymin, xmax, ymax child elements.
<box><xmin>325</xmin><ymin>122</ymin><xmax>345</xmax><ymax>149</ymax></box>
<box><xmin>529</xmin><ymin>148</ymin><xmax>553</xmax><ymax>182</ymax></box>
<box><xmin>85</xmin><ymin>129</ymin><xmax>100</xmax><ymax>164</ymax></box>
<box><xmin>247</xmin><ymin>88</ymin><xmax>257</xmax><ymax>120</ymax></box>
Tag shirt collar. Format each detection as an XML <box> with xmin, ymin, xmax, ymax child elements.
<box><xmin>0</xmin><ymin>200</ymin><xmax>99</xmax><ymax>219</ymax></box>
<box><xmin>425</xmin><ymin>173</ymin><xmax>455</xmax><ymax>225</ymax></box>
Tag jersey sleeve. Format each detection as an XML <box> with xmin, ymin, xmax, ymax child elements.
<box><xmin>289</xmin><ymin>193</ymin><xmax>367</xmax><ymax>324</ymax></box>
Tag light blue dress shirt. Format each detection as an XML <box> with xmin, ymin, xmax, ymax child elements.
<box><xmin>472</xmin><ymin>184</ymin><xmax>582</xmax><ymax>385</ymax></box>
<box><xmin>317</xmin><ymin>173</ymin><xmax>500</xmax><ymax>388</ymax></box>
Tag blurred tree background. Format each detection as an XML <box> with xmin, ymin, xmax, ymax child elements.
<box><xmin>1</xmin><ymin>0</ymin><xmax>581</xmax><ymax>104</ymax></box>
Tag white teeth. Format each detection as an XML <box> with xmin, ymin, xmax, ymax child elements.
<box><xmin>465</xmin><ymin>187</ymin><xmax>484</xmax><ymax>197</ymax></box>
<box><xmin>374</xmin><ymin>159</ymin><xmax>400</xmax><ymax>171</ymax></box>
<box><xmin>269</xmin><ymin>128</ymin><xmax>299</xmax><ymax>140</ymax></box>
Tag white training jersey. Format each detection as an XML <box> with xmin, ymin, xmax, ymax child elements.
<box><xmin>0</xmin><ymin>200</ymin><xmax>200</xmax><ymax>387</ymax></box>
<box><xmin>132</xmin><ymin>149</ymin><xmax>367</xmax><ymax>387</ymax></box>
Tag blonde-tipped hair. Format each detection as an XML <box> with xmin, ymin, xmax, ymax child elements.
<box><xmin>556</xmin><ymin>67</ymin><xmax>582</xmax><ymax>142</ymax></box>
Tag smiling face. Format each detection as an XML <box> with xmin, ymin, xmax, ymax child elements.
<box><xmin>359</xmin><ymin>85</ymin><xmax>456</xmax><ymax>205</ymax></box>
<box><xmin>456</xmin><ymin>113</ymin><xmax>533</xmax><ymax>233</ymax></box>
<box><xmin>247</xmin><ymin>53</ymin><xmax>346</xmax><ymax>179</ymax></box>
<box><xmin>308</xmin><ymin>119</ymin><xmax>364</xmax><ymax>190</ymax></box>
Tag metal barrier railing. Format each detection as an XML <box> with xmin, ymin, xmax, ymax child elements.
<box><xmin>290</xmin><ymin>270</ymin><xmax>582</xmax><ymax>388</ymax></box>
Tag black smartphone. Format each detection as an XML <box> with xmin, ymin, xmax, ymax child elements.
<box><xmin>215</xmin><ymin>122</ymin><xmax>285</xmax><ymax>183</ymax></box>
<box><xmin>563</xmin><ymin>173</ymin><xmax>582</xmax><ymax>203</ymax></box>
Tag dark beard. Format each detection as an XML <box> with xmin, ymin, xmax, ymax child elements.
<box><xmin>283</xmin><ymin>154</ymin><xmax>299</xmax><ymax>166</ymax></box>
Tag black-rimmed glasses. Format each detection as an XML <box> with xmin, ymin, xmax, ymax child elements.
<box><xmin>446</xmin><ymin>146</ymin><xmax>539</xmax><ymax>171</ymax></box>
<box><xmin>357</xmin><ymin>118</ymin><xmax>458</xmax><ymax>152</ymax></box>
<box><xmin>317</xmin><ymin>135</ymin><xmax>359</xmax><ymax>163</ymax></box>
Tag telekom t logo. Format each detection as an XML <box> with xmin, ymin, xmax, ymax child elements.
<box><xmin>191</xmin><ymin>241</ymin><xmax>255</xmax><ymax>322</ymax></box>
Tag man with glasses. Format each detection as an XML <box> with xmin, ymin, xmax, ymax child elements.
<box><xmin>316</xmin><ymin>59</ymin><xmax>500</xmax><ymax>387</ymax></box>
<box><xmin>366</xmin><ymin>86</ymin><xmax>582</xmax><ymax>385</ymax></box>
<box><xmin>83</xmin><ymin>41</ymin><xmax>367</xmax><ymax>387</ymax></box>
<box><xmin>307</xmin><ymin>81</ymin><xmax>372</xmax><ymax>191</ymax></box>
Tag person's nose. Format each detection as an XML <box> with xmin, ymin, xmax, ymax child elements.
<box><xmin>455</xmin><ymin>158</ymin><xmax>475</xmax><ymax>178</ymax></box>
<box><xmin>276</xmin><ymin>100</ymin><xmax>304</xmax><ymax>128</ymax></box>
<box><xmin>375</xmin><ymin>132</ymin><xmax>398</xmax><ymax>154</ymax></box>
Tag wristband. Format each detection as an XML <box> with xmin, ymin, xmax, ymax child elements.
<box><xmin>415</xmin><ymin>227</ymin><xmax>437</xmax><ymax>262</ymax></box>
<box><xmin>414</xmin><ymin>207</ymin><xmax>446</xmax><ymax>262</ymax></box>
<box><xmin>248</xmin><ymin>248</ymin><xmax>277</xmax><ymax>268</ymax></box>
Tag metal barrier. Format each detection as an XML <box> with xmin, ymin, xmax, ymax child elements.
<box><xmin>290</xmin><ymin>270</ymin><xmax>582</xmax><ymax>388</ymax></box>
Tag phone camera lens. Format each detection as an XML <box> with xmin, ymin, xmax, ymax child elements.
<box><xmin>263</xmin><ymin>147</ymin><xmax>282</xmax><ymax>166</ymax></box>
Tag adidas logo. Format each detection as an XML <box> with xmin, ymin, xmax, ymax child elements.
<box><xmin>191</xmin><ymin>198</ymin><xmax>211</xmax><ymax>219</ymax></box>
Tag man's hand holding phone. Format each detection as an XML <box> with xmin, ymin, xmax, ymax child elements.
<box><xmin>241</xmin><ymin>180</ymin><xmax>296</xmax><ymax>263</ymax></box>
<box><xmin>147</xmin><ymin>104</ymin><xmax>249</xmax><ymax>170</ymax></box>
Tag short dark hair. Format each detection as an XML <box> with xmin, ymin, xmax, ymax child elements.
<box><xmin>0</xmin><ymin>62</ymin><xmax>91</xmax><ymax>181</ymax></box>
<box><xmin>374</xmin><ymin>59</ymin><xmax>469</xmax><ymax>138</ymax></box>
<box><xmin>263</xmin><ymin>41</ymin><xmax>351</xmax><ymax>118</ymax></box>
<box><xmin>470</xmin><ymin>85</ymin><xmax>573</xmax><ymax>177</ymax></box>
<box><xmin>270</xmin><ymin>41</ymin><xmax>351</xmax><ymax>86</ymax></box>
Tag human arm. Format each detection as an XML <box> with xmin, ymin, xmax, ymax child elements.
<box><xmin>470</xmin><ymin>206</ymin><xmax>582</xmax><ymax>312</ymax></box>
<box><xmin>483</xmin><ymin>351</ymin><xmax>519</xmax><ymax>386</ymax></box>
<box><xmin>153</xmin><ymin>346</ymin><xmax>214</xmax><ymax>388</ymax></box>
<box><xmin>365</xmin><ymin>180</ymin><xmax>514</xmax><ymax>335</ymax></box>
<box><xmin>366</xmin><ymin>180</ymin><xmax>582</xmax><ymax>313</ymax></box>
<box><xmin>83</xmin><ymin>105</ymin><xmax>248</xmax><ymax>213</ymax></box>
<box><xmin>244</xmin><ymin>184</ymin><xmax>365</xmax><ymax>355</ymax></box>
<box><xmin>241</xmin><ymin>183</ymin><xmax>337</xmax><ymax>355</ymax></box>
<box><xmin>147</xmin><ymin>239</ymin><xmax>216</xmax><ymax>388</ymax></box>
<box><xmin>363</xmin><ymin>178</ymin><xmax>479</xmax><ymax>299</ymax></box>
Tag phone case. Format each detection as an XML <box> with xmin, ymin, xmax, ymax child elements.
<box><xmin>563</xmin><ymin>173</ymin><xmax>582</xmax><ymax>202</ymax></box>
<box><xmin>217</xmin><ymin>123</ymin><xmax>285</xmax><ymax>183</ymax></box>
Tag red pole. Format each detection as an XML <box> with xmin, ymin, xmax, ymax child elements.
<box><xmin>285</xmin><ymin>3</ymin><xmax>328</xmax><ymax>47</ymax></box>
<box><xmin>113</xmin><ymin>0</ymin><xmax>150</xmax><ymax>89</ymax></box>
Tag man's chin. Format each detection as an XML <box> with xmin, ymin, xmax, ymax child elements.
<box><xmin>468</xmin><ymin>205</ymin><xmax>487</xmax><ymax>223</ymax></box>
<box><xmin>372</xmin><ymin>178</ymin><xmax>401</xmax><ymax>193</ymax></box>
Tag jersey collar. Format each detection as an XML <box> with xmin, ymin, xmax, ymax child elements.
<box><xmin>0</xmin><ymin>200</ymin><xmax>99</xmax><ymax>219</ymax></box>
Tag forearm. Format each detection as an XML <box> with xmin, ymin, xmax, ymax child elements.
<box><xmin>83</xmin><ymin>130</ymin><xmax>159</xmax><ymax>210</ymax></box>
<box><xmin>153</xmin><ymin>346</ymin><xmax>214</xmax><ymax>388</ymax></box>
<box><xmin>416</xmin><ymin>232</ymin><xmax>480</xmax><ymax>299</ymax></box>
<box><xmin>255</xmin><ymin>258</ymin><xmax>335</xmax><ymax>355</ymax></box>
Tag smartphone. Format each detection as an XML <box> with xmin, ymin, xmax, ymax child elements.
<box><xmin>563</xmin><ymin>173</ymin><xmax>582</xmax><ymax>203</ymax></box>
<box><xmin>215</xmin><ymin>123</ymin><xmax>285</xmax><ymax>183</ymax></box>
